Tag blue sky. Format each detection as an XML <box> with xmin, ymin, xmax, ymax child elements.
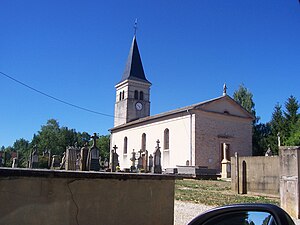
<box><xmin>1</xmin><ymin>0</ymin><xmax>300</xmax><ymax>147</ymax></box>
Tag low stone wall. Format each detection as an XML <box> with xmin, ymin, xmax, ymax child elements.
<box><xmin>231</xmin><ymin>156</ymin><xmax>280</xmax><ymax>196</ymax></box>
<box><xmin>0</xmin><ymin>168</ymin><xmax>175</xmax><ymax>225</ymax></box>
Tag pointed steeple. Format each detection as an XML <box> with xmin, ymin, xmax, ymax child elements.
<box><xmin>120</xmin><ymin>36</ymin><xmax>151</xmax><ymax>84</ymax></box>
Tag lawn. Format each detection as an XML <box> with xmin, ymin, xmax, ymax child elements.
<box><xmin>175</xmin><ymin>179</ymin><xmax>280</xmax><ymax>206</ymax></box>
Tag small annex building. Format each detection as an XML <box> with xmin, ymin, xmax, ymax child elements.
<box><xmin>110</xmin><ymin>35</ymin><xmax>254</xmax><ymax>172</ymax></box>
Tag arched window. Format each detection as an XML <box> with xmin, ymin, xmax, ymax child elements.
<box><xmin>164</xmin><ymin>128</ymin><xmax>169</xmax><ymax>150</ymax></box>
<box><xmin>134</xmin><ymin>90</ymin><xmax>139</xmax><ymax>100</ymax></box>
<box><xmin>141</xmin><ymin>133</ymin><xmax>146</xmax><ymax>151</ymax></box>
<box><xmin>122</xmin><ymin>90</ymin><xmax>125</xmax><ymax>100</ymax></box>
<box><xmin>123</xmin><ymin>137</ymin><xmax>128</xmax><ymax>154</ymax></box>
<box><xmin>140</xmin><ymin>91</ymin><xmax>144</xmax><ymax>100</ymax></box>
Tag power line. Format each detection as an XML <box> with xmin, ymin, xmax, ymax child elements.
<box><xmin>0</xmin><ymin>71</ymin><xmax>115</xmax><ymax>118</ymax></box>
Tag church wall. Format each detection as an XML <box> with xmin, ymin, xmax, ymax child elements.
<box><xmin>195</xmin><ymin>111</ymin><xmax>252</xmax><ymax>172</ymax></box>
<box><xmin>111</xmin><ymin>114</ymin><xmax>192</xmax><ymax>170</ymax></box>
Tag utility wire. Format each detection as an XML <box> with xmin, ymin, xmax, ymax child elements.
<box><xmin>0</xmin><ymin>71</ymin><xmax>115</xmax><ymax>118</ymax></box>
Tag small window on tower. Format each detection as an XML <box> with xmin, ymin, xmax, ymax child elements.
<box><xmin>134</xmin><ymin>90</ymin><xmax>138</xmax><ymax>100</ymax></box>
<box><xmin>119</xmin><ymin>92</ymin><xmax>122</xmax><ymax>101</ymax></box>
<box><xmin>140</xmin><ymin>91</ymin><xmax>144</xmax><ymax>100</ymax></box>
<box><xmin>122</xmin><ymin>90</ymin><xmax>125</xmax><ymax>100</ymax></box>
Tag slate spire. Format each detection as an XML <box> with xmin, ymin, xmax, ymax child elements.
<box><xmin>120</xmin><ymin>36</ymin><xmax>150</xmax><ymax>84</ymax></box>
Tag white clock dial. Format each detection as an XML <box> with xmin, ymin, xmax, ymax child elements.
<box><xmin>136</xmin><ymin>102</ymin><xmax>143</xmax><ymax>111</ymax></box>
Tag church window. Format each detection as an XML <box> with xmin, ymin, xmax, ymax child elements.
<box><xmin>119</xmin><ymin>92</ymin><xmax>122</xmax><ymax>101</ymax></box>
<box><xmin>134</xmin><ymin>90</ymin><xmax>139</xmax><ymax>99</ymax></box>
<box><xmin>141</xmin><ymin>133</ymin><xmax>146</xmax><ymax>151</ymax></box>
<box><xmin>140</xmin><ymin>91</ymin><xmax>144</xmax><ymax>100</ymax></box>
<box><xmin>122</xmin><ymin>90</ymin><xmax>125</xmax><ymax>100</ymax></box>
<box><xmin>123</xmin><ymin>137</ymin><xmax>128</xmax><ymax>154</ymax></box>
<box><xmin>164</xmin><ymin>128</ymin><xmax>169</xmax><ymax>150</ymax></box>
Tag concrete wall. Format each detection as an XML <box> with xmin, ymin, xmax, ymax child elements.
<box><xmin>280</xmin><ymin>146</ymin><xmax>300</xmax><ymax>219</ymax></box>
<box><xmin>0</xmin><ymin>168</ymin><xmax>175</xmax><ymax>225</ymax></box>
<box><xmin>231</xmin><ymin>156</ymin><xmax>280</xmax><ymax>196</ymax></box>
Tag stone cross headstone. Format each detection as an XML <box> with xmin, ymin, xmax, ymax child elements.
<box><xmin>87</xmin><ymin>133</ymin><xmax>101</xmax><ymax>171</ymax></box>
<box><xmin>111</xmin><ymin>145</ymin><xmax>119</xmax><ymax>172</ymax></box>
<box><xmin>130</xmin><ymin>150</ymin><xmax>137</xmax><ymax>172</ymax></box>
<box><xmin>154</xmin><ymin>140</ymin><xmax>162</xmax><ymax>174</ymax></box>
<box><xmin>137</xmin><ymin>149</ymin><xmax>143</xmax><ymax>170</ymax></box>
<box><xmin>80</xmin><ymin>143</ymin><xmax>89</xmax><ymax>171</ymax></box>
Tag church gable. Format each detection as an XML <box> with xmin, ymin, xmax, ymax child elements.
<box><xmin>194</xmin><ymin>96</ymin><xmax>254</xmax><ymax>119</ymax></box>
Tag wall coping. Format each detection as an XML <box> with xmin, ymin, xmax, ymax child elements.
<box><xmin>0</xmin><ymin>168</ymin><xmax>176</xmax><ymax>180</ymax></box>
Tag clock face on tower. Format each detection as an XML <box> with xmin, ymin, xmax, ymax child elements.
<box><xmin>135</xmin><ymin>102</ymin><xmax>143</xmax><ymax>111</ymax></box>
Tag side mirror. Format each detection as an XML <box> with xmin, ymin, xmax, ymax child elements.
<box><xmin>188</xmin><ymin>204</ymin><xmax>295</xmax><ymax>225</ymax></box>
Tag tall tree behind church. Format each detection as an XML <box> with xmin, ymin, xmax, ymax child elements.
<box><xmin>233</xmin><ymin>84</ymin><xmax>268</xmax><ymax>155</ymax></box>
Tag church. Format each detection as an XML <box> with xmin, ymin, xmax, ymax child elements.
<box><xmin>110</xmin><ymin>35</ymin><xmax>254</xmax><ymax>173</ymax></box>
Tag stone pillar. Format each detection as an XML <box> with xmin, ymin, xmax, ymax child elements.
<box><xmin>80</xmin><ymin>143</ymin><xmax>89</xmax><ymax>171</ymax></box>
<box><xmin>65</xmin><ymin>147</ymin><xmax>77</xmax><ymax>171</ymax></box>
<box><xmin>280</xmin><ymin>146</ymin><xmax>300</xmax><ymax>219</ymax></box>
<box><xmin>221</xmin><ymin>143</ymin><xmax>231</xmax><ymax>179</ymax></box>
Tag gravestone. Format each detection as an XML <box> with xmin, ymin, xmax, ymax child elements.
<box><xmin>221</xmin><ymin>143</ymin><xmax>231</xmax><ymax>179</ymax></box>
<box><xmin>111</xmin><ymin>145</ymin><xmax>119</xmax><ymax>172</ymax></box>
<box><xmin>154</xmin><ymin>140</ymin><xmax>162</xmax><ymax>174</ymax></box>
<box><xmin>60</xmin><ymin>152</ymin><xmax>66</xmax><ymax>169</ymax></box>
<box><xmin>65</xmin><ymin>147</ymin><xmax>77</xmax><ymax>170</ymax></box>
<box><xmin>51</xmin><ymin>155</ymin><xmax>60</xmax><ymax>169</ymax></box>
<box><xmin>142</xmin><ymin>150</ymin><xmax>148</xmax><ymax>172</ymax></box>
<box><xmin>87</xmin><ymin>133</ymin><xmax>100</xmax><ymax>171</ymax></box>
<box><xmin>149</xmin><ymin>154</ymin><xmax>153</xmax><ymax>173</ymax></box>
<box><xmin>130</xmin><ymin>150</ymin><xmax>136</xmax><ymax>172</ymax></box>
<box><xmin>31</xmin><ymin>145</ymin><xmax>39</xmax><ymax>169</ymax></box>
<box><xmin>137</xmin><ymin>149</ymin><xmax>143</xmax><ymax>170</ymax></box>
<box><xmin>12</xmin><ymin>158</ymin><xmax>18</xmax><ymax>168</ymax></box>
<box><xmin>80</xmin><ymin>143</ymin><xmax>89</xmax><ymax>171</ymax></box>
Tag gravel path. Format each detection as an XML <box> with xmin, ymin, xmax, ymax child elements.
<box><xmin>174</xmin><ymin>200</ymin><xmax>300</xmax><ymax>225</ymax></box>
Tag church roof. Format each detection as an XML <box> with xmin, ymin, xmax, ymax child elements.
<box><xmin>119</xmin><ymin>36</ymin><xmax>151</xmax><ymax>84</ymax></box>
<box><xmin>110</xmin><ymin>95</ymin><xmax>255</xmax><ymax>132</ymax></box>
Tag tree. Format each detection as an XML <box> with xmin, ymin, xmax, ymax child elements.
<box><xmin>35</xmin><ymin>119</ymin><xmax>62</xmax><ymax>155</ymax></box>
<box><xmin>285</xmin><ymin>118</ymin><xmax>300</xmax><ymax>146</ymax></box>
<box><xmin>233</xmin><ymin>84</ymin><xmax>257</xmax><ymax>120</ymax></box>
<box><xmin>267</xmin><ymin>103</ymin><xmax>284</xmax><ymax>154</ymax></box>
<box><xmin>233</xmin><ymin>84</ymin><xmax>267</xmax><ymax>155</ymax></box>
<box><xmin>283</xmin><ymin>95</ymin><xmax>299</xmax><ymax>142</ymax></box>
<box><xmin>252</xmin><ymin>123</ymin><xmax>271</xmax><ymax>156</ymax></box>
<box><xmin>97</xmin><ymin>135</ymin><xmax>110</xmax><ymax>160</ymax></box>
<box><xmin>13</xmin><ymin>138</ymin><xmax>30</xmax><ymax>167</ymax></box>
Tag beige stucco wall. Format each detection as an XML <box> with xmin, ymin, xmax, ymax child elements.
<box><xmin>195</xmin><ymin>110</ymin><xmax>252</xmax><ymax>171</ymax></box>
<box><xmin>231</xmin><ymin>156</ymin><xmax>280</xmax><ymax>196</ymax></box>
<box><xmin>111</xmin><ymin>114</ymin><xmax>194</xmax><ymax>169</ymax></box>
<box><xmin>0</xmin><ymin>168</ymin><xmax>175</xmax><ymax>225</ymax></box>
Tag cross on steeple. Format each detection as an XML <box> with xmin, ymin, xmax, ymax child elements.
<box><xmin>134</xmin><ymin>18</ymin><xmax>138</xmax><ymax>36</ymax></box>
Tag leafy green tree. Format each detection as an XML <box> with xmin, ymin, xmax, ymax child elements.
<box><xmin>233</xmin><ymin>84</ymin><xmax>257</xmax><ymax>120</ymax></box>
<box><xmin>285</xmin><ymin>118</ymin><xmax>300</xmax><ymax>146</ymax></box>
<box><xmin>35</xmin><ymin>119</ymin><xmax>62</xmax><ymax>155</ymax></box>
<box><xmin>96</xmin><ymin>135</ymin><xmax>110</xmax><ymax>160</ymax></box>
<box><xmin>233</xmin><ymin>84</ymin><xmax>268</xmax><ymax>155</ymax></box>
<box><xmin>77</xmin><ymin>132</ymin><xmax>91</xmax><ymax>146</ymax></box>
<box><xmin>13</xmin><ymin>138</ymin><xmax>30</xmax><ymax>167</ymax></box>
<box><xmin>268</xmin><ymin>103</ymin><xmax>284</xmax><ymax>154</ymax></box>
<box><xmin>283</xmin><ymin>95</ymin><xmax>299</xmax><ymax>142</ymax></box>
<box><xmin>252</xmin><ymin>123</ymin><xmax>271</xmax><ymax>156</ymax></box>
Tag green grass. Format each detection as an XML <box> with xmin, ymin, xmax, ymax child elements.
<box><xmin>175</xmin><ymin>179</ymin><xmax>280</xmax><ymax>206</ymax></box>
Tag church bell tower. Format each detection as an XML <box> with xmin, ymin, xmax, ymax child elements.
<box><xmin>114</xmin><ymin>35</ymin><xmax>151</xmax><ymax>127</ymax></box>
